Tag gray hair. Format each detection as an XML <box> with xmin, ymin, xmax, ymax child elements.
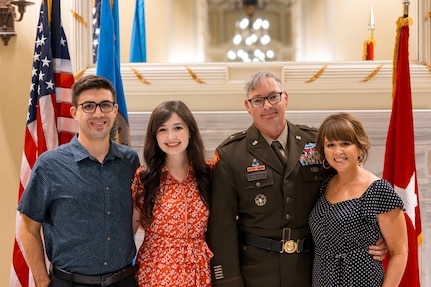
<box><xmin>244</xmin><ymin>71</ymin><xmax>283</xmax><ymax>97</ymax></box>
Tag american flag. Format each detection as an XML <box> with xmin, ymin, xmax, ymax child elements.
<box><xmin>92</xmin><ymin>0</ymin><xmax>101</xmax><ymax>63</ymax></box>
<box><xmin>10</xmin><ymin>1</ymin><xmax>77</xmax><ymax>286</ymax></box>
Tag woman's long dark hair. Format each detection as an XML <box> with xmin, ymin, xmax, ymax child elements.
<box><xmin>135</xmin><ymin>101</ymin><xmax>211</xmax><ymax>227</ymax></box>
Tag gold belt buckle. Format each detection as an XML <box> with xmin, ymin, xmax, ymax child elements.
<box><xmin>283</xmin><ymin>240</ymin><xmax>298</xmax><ymax>253</ymax></box>
<box><xmin>281</xmin><ymin>228</ymin><xmax>300</xmax><ymax>254</ymax></box>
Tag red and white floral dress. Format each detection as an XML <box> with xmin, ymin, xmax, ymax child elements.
<box><xmin>131</xmin><ymin>165</ymin><xmax>213</xmax><ymax>287</ymax></box>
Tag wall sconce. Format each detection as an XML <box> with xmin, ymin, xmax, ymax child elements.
<box><xmin>0</xmin><ymin>0</ymin><xmax>34</xmax><ymax>46</ymax></box>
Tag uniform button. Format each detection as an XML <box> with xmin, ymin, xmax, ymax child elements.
<box><xmin>285</xmin><ymin>197</ymin><xmax>291</xmax><ymax>203</ymax></box>
<box><xmin>285</xmin><ymin>213</ymin><xmax>291</xmax><ymax>221</ymax></box>
<box><xmin>107</xmin><ymin>211</ymin><xmax>111</xmax><ymax>215</ymax></box>
<box><xmin>105</xmin><ymin>186</ymin><xmax>109</xmax><ymax>191</ymax></box>
<box><xmin>107</xmin><ymin>237</ymin><xmax>111</xmax><ymax>241</ymax></box>
<box><xmin>255</xmin><ymin>182</ymin><xmax>261</xmax><ymax>188</ymax></box>
<box><xmin>283</xmin><ymin>179</ymin><xmax>288</xmax><ymax>185</ymax></box>
<box><xmin>104</xmin><ymin>262</ymin><xmax>108</xmax><ymax>266</ymax></box>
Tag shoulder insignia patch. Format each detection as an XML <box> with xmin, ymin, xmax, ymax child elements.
<box><xmin>213</xmin><ymin>150</ymin><xmax>220</xmax><ymax>167</ymax></box>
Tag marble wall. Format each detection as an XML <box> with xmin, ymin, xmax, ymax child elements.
<box><xmin>129</xmin><ymin>109</ymin><xmax>431</xmax><ymax>285</ymax></box>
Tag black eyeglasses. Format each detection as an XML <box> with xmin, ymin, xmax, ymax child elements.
<box><xmin>247</xmin><ymin>92</ymin><xmax>283</xmax><ymax>108</ymax></box>
<box><xmin>78</xmin><ymin>101</ymin><xmax>115</xmax><ymax>113</ymax></box>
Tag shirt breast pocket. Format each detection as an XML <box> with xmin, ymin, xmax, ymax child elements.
<box><xmin>299</xmin><ymin>164</ymin><xmax>325</xmax><ymax>182</ymax></box>
<box><xmin>239</xmin><ymin>170</ymin><xmax>275</xmax><ymax>213</ymax></box>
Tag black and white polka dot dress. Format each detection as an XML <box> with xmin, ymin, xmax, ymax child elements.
<box><xmin>308</xmin><ymin>175</ymin><xmax>404</xmax><ymax>287</ymax></box>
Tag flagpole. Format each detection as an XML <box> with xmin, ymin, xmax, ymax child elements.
<box><xmin>402</xmin><ymin>0</ymin><xmax>409</xmax><ymax>18</ymax></box>
<box><xmin>368</xmin><ymin>5</ymin><xmax>374</xmax><ymax>40</ymax></box>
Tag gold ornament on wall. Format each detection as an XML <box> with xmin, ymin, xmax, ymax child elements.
<box><xmin>305</xmin><ymin>65</ymin><xmax>328</xmax><ymax>83</ymax></box>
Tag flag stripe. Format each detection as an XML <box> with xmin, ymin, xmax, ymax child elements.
<box><xmin>11</xmin><ymin>1</ymin><xmax>77</xmax><ymax>286</ymax></box>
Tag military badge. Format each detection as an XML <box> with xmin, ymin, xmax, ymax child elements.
<box><xmin>254</xmin><ymin>194</ymin><xmax>267</xmax><ymax>206</ymax></box>
<box><xmin>298</xmin><ymin>142</ymin><xmax>321</xmax><ymax>166</ymax></box>
<box><xmin>213</xmin><ymin>150</ymin><xmax>220</xmax><ymax>167</ymax></box>
<box><xmin>247</xmin><ymin>159</ymin><xmax>266</xmax><ymax>173</ymax></box>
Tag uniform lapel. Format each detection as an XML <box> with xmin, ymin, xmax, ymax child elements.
<box><xmin>246</xmin><ymin>125</ymin><xmax>285</xmax><ymax>173</ymax></box>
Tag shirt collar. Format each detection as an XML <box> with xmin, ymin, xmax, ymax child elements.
<box><xmin>70</xmin><ymin>134</ymin><xmax>124</xmax><ymax>162</ymax></box>
<box><xmin>261</xmin><ymin>120</ymin><xmax>288</xmax><ymax>149</ymax></box>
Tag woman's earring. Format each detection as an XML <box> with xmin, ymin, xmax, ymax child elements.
<box><xmin>322</xmin><ymin>159</ymin><xmax>331</xmax><ymax>170</ymax></box>
<box><xmin>358</xmin><ymin>153</ymin><xmax>364</xmax><ymax>165</ymax></box>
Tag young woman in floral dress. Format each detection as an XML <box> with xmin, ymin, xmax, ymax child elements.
<box><xmin>131</xmin><ymin>101</ymin><xmax>213</xmax><ymax>287</ymax></box>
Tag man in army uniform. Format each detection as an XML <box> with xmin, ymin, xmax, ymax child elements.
<box><xmin>206</xmin><ymin>71</ymin><xmax>386</xmax><ymax>287</ymax></box>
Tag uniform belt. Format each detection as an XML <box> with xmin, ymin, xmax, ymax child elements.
<box><xmin>51</xmin><ymin>264</ymin><xmax>138</xmax><ymax>286</ymax></box>
<box><xmin>239</xmin><ymin>232</ymin><xmax>313</xmax><ymax>254</ymax></box>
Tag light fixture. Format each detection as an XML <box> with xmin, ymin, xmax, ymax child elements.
<box><xmin>208</xmin><ymin>0</ymin><xmax>295</xmax><ymax>62</ymax></box>
<box><xmin>207</xmin><ymin>0</ymin><xmax>295</xmax><ymax>11</ymax></box>
<box><xmin>227</xmin><ymin>1</ymin><xmax>272</xmax><ymax>62</ymax></box>
<box><xmin>227</xmin><ymin>14</ymin><xmax>274</xmax><ymax>62</ymax></box>
<box><xmin>0</xmin><ymin>0</ymin><xmax>34</xmax><ymax>46</ymax></box>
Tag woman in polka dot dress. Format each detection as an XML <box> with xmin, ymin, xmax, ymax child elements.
<box><xmin>309</xmin><ymin>112</ymin><xmax>408</xmax><ymax>287</ymax></box>
<box><xmin>131</xmin><ymin>101</ymin><xmax>213</xmax><ymax>287</ymax></box>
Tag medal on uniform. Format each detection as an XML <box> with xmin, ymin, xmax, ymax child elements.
<box><xmin>254</xmin><ymin>194</ymin><xmax>267</xmax><ymax>206</ymax></box>
<box><xmin>298</xmin><ymin>142</ymin><xmax>321</xmax><ymax>166</ymax></box>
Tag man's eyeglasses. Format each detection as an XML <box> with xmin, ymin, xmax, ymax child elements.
<box><xmin>247</xmin><ymin>92</ymin><xmax>283</xmax><ymax>108</ymax></box>
<box><xmin>78</xmin><ymin>101</ymin><xmax>115</xmax><ymax>113</ymax></box>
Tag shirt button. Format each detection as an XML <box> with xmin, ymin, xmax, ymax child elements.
<box><xmin>285</xmin><ymin>197</ymin><xmax>291</xmax><ymax>203</ymax></box>
<box><xmin>285</xmin><ymin>213</ymin><xmax>291</xmax><ymax>221</ymax></box>
<box><xmin>107</xmin><ymin>211</ymin><xmax>111</xmax><ymax>215</ymax></box>
<box><xmin>104</xmin><ymin>262</ymin><xmax>108</xmax><ymax>266</ymax></box>
<box><xmin>105</xmin><ymin>186</ymin><xmax>109</xmax><ymax>191</ymax></box>
<box><xmin>283</xmin><ymin>179</ymin><xmax>288</xmax><ymax>185</ymax></box>
<box><xmin>255</xmin><ymin>182</ymin><xmax>261</xmax><ymax>188</ymax></box>
<box><xmin>107</xmin><ymin>237</ymin><xmax>111</xmax><ymax>241</ymax></box>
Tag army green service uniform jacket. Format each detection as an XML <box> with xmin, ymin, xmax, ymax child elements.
<box><xmin>207</xmin><ymin>121</ymin><xmax>325</xmax><ymax>287</ymax></box>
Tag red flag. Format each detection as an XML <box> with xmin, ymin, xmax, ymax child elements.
<box><xmin>10</xmin><ymin>1</ymin><xmax>77</xmax><ymax>286</ymax></box>
<box><xmin>362</xmin><ymin>39</ymin><xmax>375</xmax><ymax>60</ymax></box>
<box><xmin>382</xmin><ymin>16</ymin><xmax>422</xmax><ymax>287</ymax></box>
<box><xmin>363</xmin><ymin>5</ymin><xmax>375</xmax><ymax>61</ymax></box>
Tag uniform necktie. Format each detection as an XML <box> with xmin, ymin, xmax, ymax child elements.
<box><xmin>271</xmin><ymin>140</ymin><xmax>286</xmax><ymax>166</ymax></box>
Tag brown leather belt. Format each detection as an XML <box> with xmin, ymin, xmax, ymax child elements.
<box><xmin>51</xmin><ymin>264</ymin><xmax>138</xmax><ymax>286</ymax></box>
<box><xmin>240</xmin><ymin>232</ymin><xmax>313</xmax><ymax>253</ymax></box>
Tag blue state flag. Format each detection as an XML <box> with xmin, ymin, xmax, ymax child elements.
<box><xmin>130</xmin><ymin>0</ymin><xmax>146</xmax><ymax>62</ymax></box>
<box><xmin>96</xmin><ymin>0</ymin><xmax>130</xmax><ymax>146</ymax></box>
